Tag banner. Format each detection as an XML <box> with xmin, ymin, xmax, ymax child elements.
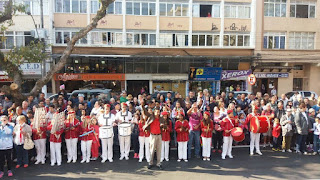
<box><xmin>53</xmin><ymin>73</ymin><xmax>125</xmax><ymax>81</ymax></box>
<box><xmin>254</xmin><ymin>73</ymin><xmax>289</xmax><ymax>78</ymax></box>
<box><xmin>221</xmin><ymin>70</ymin><xmax>252</xmax><ymax>80</ymax></box>
<box><xmin>189</xmin><ymin>67</ymin><xmax>222</xmax><ymax>81</ymax></box>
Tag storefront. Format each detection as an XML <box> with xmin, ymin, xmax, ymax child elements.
<box><xmin>252</xmin><ymin>72</ymin><xmax>289</xmax><ymax>95</ymax></box>
<box><xmin>53</xmin><ymin>73</ymin><xmax>125</xmax><ymax>92</ymax></box>
<box><xmin>220</xmin><ymin>70</ymin><xmax>251</xmax><ymax>92</ymax></box>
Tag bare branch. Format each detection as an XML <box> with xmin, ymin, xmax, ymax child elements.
<box><xmin>29</xmin><ymin>0</ymin><xmax>115</xmax><ymax>96</ymax></box>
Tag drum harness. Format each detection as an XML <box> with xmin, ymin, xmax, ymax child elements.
<box><xmin>103</xmin><ymin>112</ymin><xmax>112</xmax><ymax>126</ymax></box>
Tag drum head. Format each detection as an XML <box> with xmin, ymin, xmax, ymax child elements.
<box><xmin>231</xmin><ymin>127</ymin><xmax>243</xmax><ymax>136</ymax></box>
<box><xmin>250</xmin><ymin>116</ymin><xmax>260</xmax><ymax>133</ymax></box>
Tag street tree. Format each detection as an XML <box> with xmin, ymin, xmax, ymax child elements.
<box><xmin>0</xmin><ymin>0</ymin><xmax>114</xmax><ymax>104</ymax></box>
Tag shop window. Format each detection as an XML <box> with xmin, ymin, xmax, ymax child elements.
<box><xmin>293</xmin><ymin>78</ymin><xmax>303</xmax><ymax>91</ymax></box>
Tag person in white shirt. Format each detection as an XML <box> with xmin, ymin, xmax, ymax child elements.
<box><xmin>90</xmin><ymin>101</ymin><xmax>102</xmax><ymax>118</ymax></box>
<box><xmin>271</xmin><ymin>87</ymin><xmax>277</xmax><ymax>96</ymax></box>
<box><xmin>98</xmin><ymin>104</ymin><xmax>116</xmax><ymax>163</ymax></box>
<box><xmin>115</xmin><ymin>103</ymin><xmax>132</xmax><ymax>160</ymax></box>
<box><xmin>312</xmin><ymin>117</ymin><xmax>320</xmax><ymax>155</ymax></box>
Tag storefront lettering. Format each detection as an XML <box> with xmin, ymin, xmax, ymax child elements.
<box><xmin>221</xmin><ymin>70</ymin><xmax>251</xmax><ymax>80</ymax></box>
<box><xmin>254</xmin><ymin>73</ymin><xmax>289</xmax><ymax>78</ymax></box>
<box><xmin>225</xmin><ymin>23</ymin><xmax>247</xmax><ymax>31</ymax></box>
<box><xmin>57</xmin><ymin>73</ymin><xmax>80</xmax><ymax>81</ymax></box>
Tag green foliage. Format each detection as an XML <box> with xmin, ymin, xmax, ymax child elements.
<box><xmin>5</xmin><ymin>41</ymin><xmax>48</xmax><ymax>65</ymax></box>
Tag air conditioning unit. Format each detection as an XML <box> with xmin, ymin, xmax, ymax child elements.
<box><xmin>31</xmin><ymin>29</ymin><xmax>47</xmax><ymax>39</ymax></box>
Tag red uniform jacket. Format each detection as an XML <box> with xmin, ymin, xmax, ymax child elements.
<box><xmin>272</xmin><ymin>124</ymin><xmax>281</xmax><ymax>138</ymax></box>
<box><xmin>161</xmin><ymin>120</ymin><xmax>172</xmax><ymax>141</ymax></box>
<box><xmin>80</xmin><ymin>122</ymin><xmax>94</xmax><ymax>141</ymax></box>
<box><xmin>245</xmin><ymin>113</ymin><xmax>260</xmax><ymax>132</ymax></box>
<box><xmin>31</xmin><ymin>124</ymin><xmax>47</xmax><ymax>140</ymax></box>
<box><xmin>138</xmin><ymin>120</ymin><xmax>151</xmax><ymax>137</ymax></box>
<box><xmin>47</xmin><ymin>122</ymin><xmax>64</xmax><ymax>143</ymax></box>
<box><xmin>201</xmin><ymin>120</ymin><xmax>214</xmax><ymax>138</ymax></box>
<box><xmin>220</xmin><ymin>117</ymin><xmax>238</xmax><ymax>137</ymax></box>
<box><xmin>92</xmin><ymin>125</ymin><xmax>100</xmax><ymax>145</ymax></box>
<box><xmin>64</xmin><ymin>118</ymin><xmax>80</xmax><ymax>139</ymax></box>
<box><xmin>175</xmin><ymin>120</ymin><xmax>190</xmax><ymax>142</ymax></box>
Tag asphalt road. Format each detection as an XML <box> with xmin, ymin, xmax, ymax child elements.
<box><xmin>3</xmin><ymin>147</ymin><xmax>320</xmax><ymax>180</ymax></box>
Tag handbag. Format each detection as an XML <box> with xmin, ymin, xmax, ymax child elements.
<box><xmin>23</xmin><ymin>133</ymin><xmax>35</xmax><ymax>150</ymax></box>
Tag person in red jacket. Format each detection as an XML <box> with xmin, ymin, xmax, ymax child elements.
<box><xmin>30</xmin><ymin>118</ymin><xmax>47</xmax><ymax>165</ymax></box>
<box><xmin>220</xmin><ymin>109</ymin><xmax>238</xmax><ymax>160</ymax></box>
<box><xmin>160</xmin><ymin>111</ymin><xmax>172</xmax><ymax>162</ymax></box>
<box><xmin>91</xmin><ymin>117</ymin><xmax>100</xmax><ymax>161</ymax></box>
<box><xmin>64</xmin><ymin>111</ymin><xmax>80</xmax><ymax>163</ymax></box>
<box><xmin>272</xmin><ymin>118</ymin><xmax>281</xmax><ymax>151</ymax></box>
<box><xmin>201</xmin><ymin>111</ymin><xmax>214</xmax><ymax>161</ymax></box>
<box><xmin>47</xmin><ymin>115</ymin><xmax>64</xmax><ymax>166</ymax></box>
<box><xmin>138</xmin><ymin>111</ymin><xmax>151</xmax><ymax>163</ymax></box>
<box><xmin>175</xmin><ymin>112</ymin><xmax>189</xmax><ymax>162</ymax></box>
<box><xmin>80</xmin><ymin>116</ymin><xmax>94</xmax><ymax>163</ymax></box>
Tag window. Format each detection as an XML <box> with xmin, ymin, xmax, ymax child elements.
<box><xmin>126</xmin><ymin>2</ymin><xmax>156</xmax><ymax>16</ymax></box>
<box><xmin>63</xmin><ymin>0</ymin><xmax>70</xmax><ymax>13</ymax></box>
<box><xmin>288</xmin><ymin>32</ymin><xmax>314</xmax><ymax>50</ymax></box>
<box><xmin>193</xmin><ymin>4</ymin><xmax>220</xmax><ymax>17</ymax></box>
<box><xmin>91</xmin><ymin>0</ymin><xmax>99</xmax><ymax>13</ymax></box>
<box><xmin>55</xmin><ymin>30</ymin><xmax>87</xmax><ymax>45</ymax></box>
<box><xmin>106</xmin><ymin>1</ymin><xmax>122</xmax><ymax>14</ymax></box>
<box><xmin>159</xmin><ymin>33</ymin><xmax>188</xmax><ymax>47</ymax></box>
<box><xmin>290</xmin><ymin>1</ymin><xmax>316</xmax><ymax>18</ymax></box>
<box><xmin>159</xmin><ymin>3</ymin><xmax>189</xmax><ymax>17</ymax></box>
<box><xmin>192</xmin><ymin>34</ymin><xmax>220</xmax><ymax>46</ymax></box>
<box><xmin>223</xmin><ymin>34</ymin><xmax>250</xmax><ymax>47</ymax></box>
<box><xmin>70</xmin><ymin>0</ymin><xmax>87</xmax><ymax>13</ymax></box>
<box><xmin>225</xmin><ymin>4</ymin><xmax>250</xmax><ymax>18</ymax></box>
<box><xmin>264</xmin><ymin>0</ymin><xmax>286</xmax><ymax>17</ymax></box>
<box><xmin>126</xmin><ymin>33</ymin><xmax>156</xmax><ymax>46</ymax></box>
<box><xmin>263</xmin><ymin>32</ymin><xmax>286</xmax><ymax>49</ymax></box>
<box><xmin>293</xmin><ymin>78</ymin><xmax>303</xmax><ymax>91</ymax></box>
<box><xmin>0</xmin><ymin>31</ymin><xmax>35</xmax><ymax>49</ymax></box>
<box><xmin>20</xmin><ymin>0</ymin><xmax>48</xmax><ymax>15</ymax></box>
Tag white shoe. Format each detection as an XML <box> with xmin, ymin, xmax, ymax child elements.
<box><xmin>250</xmin><ymin>153</ymin><xmax>254</xmax><ymax>156</ymax></box>
<box><xmin>41</xmin><ymin>161</ymin><xmax>45</xmax><ymax>164</ymax></box>
<box><xmin>303</xmin><ymin>152</ymin><xmax>308</xmax><ymax>155</ymax></box>
<box><xmin>125</xmin><ymin>156</ymin><xmax>129</xmax><ymax>160</ymax></box>
<box><xmin>184</xmin><ymin>159</ymin><xmax>188</xmax><ymax>162</ymax></box>
<box><xmin>67</xmin><ymin>159</ymin><xmax>72</xmax><ymax>164</ymax></box>
<box><xmin>86</xmin><ymin>159</ymin><xmax>90</xmax><ymax>163</ymax></box>
<box><xmin>119</xmin><ymin>156</ymin><xmax>124</xmax><ymax>160</ymax></box>
<box><xmin>34</xmin><ymin>160</ymin><xmax>40</xmax><ymax>165</ymax></box>
<box><xmin>51</xmin><ymin>163</ymin><xmax>55</xmax><ymax>166</ymax></box>
<box><xmin>257</xmin><ymin>151</ymin><xmax>263</xmax><ymax>155</ymax></box>
<box><xmin>80</xmin><ymin>159</ymin><xmax>86</xmax><ymax>163</ymax></box>
<box><xmin>287</xmin><ymin>149</ymin><xmax>292</xmax><ymax>153</ymax></box>
<box><xmin>282</xmin><ymin>150</ymin><xmax>286</xmax><ymax>153</ymax></box>
<box><xmin>222</xmin><ymin>156</ymin><xmax>226</xmax><ymax>160</ymax></box>
<box><xmin>57</xmin><ymin>163</ymin><xmax>61</xmax><ymax>166</ymax></box>
<box><xmin>177</xmin><ymin>159</ymin><xmax>181</xmax><ymax>162</ymax></box>
<box><xmin>203</xmin><ymin>158</ymin><xmax>206</xmax><ymax>161</ymax></box>
<box><xmin>165</xmin><ymin>158</ymin><xmax>169</xmax><ymax>162</ymax></box>
<box><xmin>146</xmin><ymin>160</ymin><xmax>150</xmax><ymax>163</ymax></box>
<box><xmin>72</xmin><ymin>159</ymin><xmax>76</xmax><ymax>163</ymax></box>
<box><xmin>228</xmin><ymin>155</ymin><xmax>233</xmax><ymax>159</ymax></box>
<box><xmin>207</xmin><ymin>158</ymin><xmax>210</xmax><ymax>161</ymax></box>
<box><xmin>109</xmin><ymin>159</ymin><xmax>113</xmax><ymax>163</ymax></box>
<box><xmin>139</xmin><ymin>159</ymin><xmax>142</xmax><ymax>163</ymax></box>
<box><xmin>101</xmin><ymin>159</ymin><xmax>107</xmax><ymax>163</ymax></box>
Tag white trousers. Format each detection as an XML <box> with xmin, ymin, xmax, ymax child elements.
<box><xmin>81</xmin><ymin>140</ymin><xmax>93</xmax><ymax>161</ymax></box>
<box><xmin>161</xmin><ymin>141</ymin><xmax>170</xmax><ymax>161</ymax></box>
<box><xmin>178</xmin><ymin>142</ymin><xmax>188</xmax><ymax>160</ymax></box>
<box><xmin>34</xmin><ymin>139</ymin><xmax>46</xmax><ymax>162</ymax></box>
<box><xmin>101</xmin><ymin>137</ymin><xmax>113</xmax><ymax>160</ymax></box>
<box><xmin>202</xmin><ymin>137</ymin><xmax>211</xmax><ymax>158</ymax></box>
<box><xmin>250</xmin><ymin>132</ymin><xmax>261</xmax><ymax>154</ymax></box>
<box><xmin>65</xmin><ymin>138</ymin><xmax>78</xmax><ymax>161</ymax></box>
<box><xmin>222</xmin><ymin>136</ymin><xmax>233</xmax><ymax>158</ymax></box>
<box><xmin>119</xmin><ymin>136</ymin><xmax>131</xmax><ymax>158</ymax></box>
<box><xmin>50</xmin><ymin>142</ymin><xmax>61</xmax><ymax>165</ymax></box>
<box><xmin>139</xmin><ymin>136</ymin><xmax>150</xmax><ymax>161</ymax></box>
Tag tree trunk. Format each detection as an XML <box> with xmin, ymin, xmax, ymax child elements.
<box><xmin>29</xmin><ymin>0</ymin><xmax>114</xmax><ymax>97</ymax></box>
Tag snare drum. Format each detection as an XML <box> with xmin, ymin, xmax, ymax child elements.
<box><xmin>99</xmin><ymin>126</ymin><xmax>113</xmax><ymax>139</ymax></box>
<box><xmin>118</xmin><ymin>123</ymin><xmax>132</xmax><ymax>136</ymax></box>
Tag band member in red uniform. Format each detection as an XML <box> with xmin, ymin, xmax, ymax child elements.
<box><xmin>245</xmin><ymin>106</ymin><xmax>263</xmax><ymax>156</ymax></box>
<box><xmin>64</xmin><ymin>111</ymin><xmax>80</xmax><ymax>163</ymax></box>
<box><xmin>175</xmin><ymin>112</ymin><xmax>190</xmax><ymax>162</ymax></box>
<box><xmin>141</xmin><ymin>100</ymin><xmax>164</xmax><ymax>170</ymax></box>
<box><xmin>138</xmin><ymin>111</ymin><xmax>151</xmax><ymax>163</ymax></box>
<box><xmin>47</xmin><ymin>116</ymin><xmax>64</xmax><ymax>166</ymax></box>
<box><xmin>160</xmin><ymin>111</ymin><xmax>172</xmax><ymax>162</ymax></box>
<box><xmin>201</xmin><ymin>111</ymin><xmax>214</xmax><ymax>161</ymax></box>
<box><xmin>220</xmin><ymin>109</ymin><xmax>238</xmax><ymax>160</ymax></box>
<box><xmin>91</xmin><ymin>117</ymin><xmax>100</xmax><ymax>161</ymax></box>
<box><xmin>30</xmin><ymin>118</ymin><xmax>47</xmax><ymax>165</ymax></box>
<box><xmin>80</xmin><ymin>116</ymin><xmax>94</xmax><ymax>163</ymax></box>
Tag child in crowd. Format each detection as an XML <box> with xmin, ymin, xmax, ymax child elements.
<box><xmin>175</xmin><ymin>112</ymin><xmax>189</xmax><ymax>162</ymax></box>
<box><xmin>138</xmin><ymin>111</ymin><xmax>150</xmax><ymax>163</ymax></box>
<box><xmin>91</xmin><ymin>117</ymin><xmax>100</xmax><ymax>161</ymax></box>
<box><xmin>272</xmin><ymin>118</ymin><xmax>281</xmax><ymax>151</ymax></box>
<box><xmin>312</xmin><ymin>117</ymin><xmax>320</xmax><ymax>155</ymax></box>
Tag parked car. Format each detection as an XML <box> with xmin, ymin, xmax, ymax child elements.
<box><xmin>232</xmin><ymin>91</ymin><xmax>252</xmax><ymax>98</ymax></box>
<box><xmin>49</xmin><ymin>93</ymin><xmax>72</xmax><ymax>101</ymax></box>
<box><xmin>285</xmin><ymin>91</ymin><xmax>318</xmax><ymax>101</ymax></box>
<box><xmin>70</xmin><ymin>89</ymin><xmax>112</xmax><ymax>101</ymax></box>
<box><xmin>151</xmin><ymin>91</ymin><xmax>176</xmax><ymax>100</ymax></box>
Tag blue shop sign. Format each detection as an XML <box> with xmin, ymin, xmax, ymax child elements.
<box><xmin>254</xmin><ymin>73</ymin><xmax>289</xmax><ymax>78</ymax></box>
<box><xmin>189</xmin><ymin>67</ymin><xmax>222</xmax><ymax>81</ymax></box>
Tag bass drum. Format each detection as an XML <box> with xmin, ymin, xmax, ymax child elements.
<box><xmin>231</xmin><ymin>127</ymin><xmax>245</xmax><ymax>142</ymax></box>
<box><xmin>250</xmin><ymin>116</ymin><xmax>270</xmax><ymax>134</ymax></box>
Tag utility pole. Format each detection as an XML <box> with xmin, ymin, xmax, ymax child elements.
<box><xmin>40</xmin><ymin>0</ymin><xmax>47</xmax><ymax>97</ymax></box>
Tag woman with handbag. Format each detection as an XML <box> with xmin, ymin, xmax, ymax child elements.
<box><xmin>0</xmin><ymin>115</ymin><xmax>14</xmax><ymax>178</ymax></box>
<box><xmin>13</xmin><ymin>115</ymin><xmax>32</xmax><ymax>168</ymax></box>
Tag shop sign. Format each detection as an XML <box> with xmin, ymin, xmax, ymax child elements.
<box><xmin>54</xmin><ymin>73</ymin><xmax>125</xmax><ymax>81</ymax></box>
<box><xmin>0</xmin><ymin>75</ymin><xmax>12</xmax><ymax>82</ymax></box>
<box><xmin>248</xmin><ymin>74</ymin><xmax>256</xmax><ymax>86</ymax></box>
<box><xmin>221</xmin><ymin>70</ymin><xmax>252</xmax><ymax>80</ymax></box>
<box><xmin>254</xmin><ymin>73</ymin><xmax>289</xmax><ymax>78</ymax></box>
<box><xmin>19</xmin><ymin>63</ymin><xmax>41</xmax><ymax>75</ymax></box>
<box><xmin>189</xmin><ymin>67</ymin><xmax>222</xmax><ymax>81</ymax></box>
